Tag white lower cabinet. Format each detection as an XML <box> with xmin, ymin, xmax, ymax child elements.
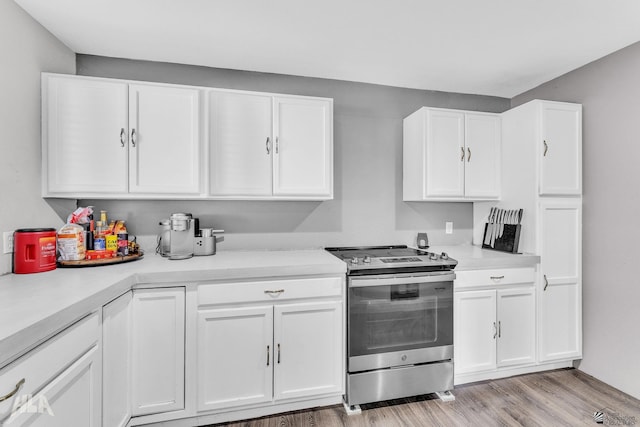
<box><xmin>131</xmin><ymin>287</ymin><xmax>185</xmax><ymax>416</ymax></box>
<box><xmin>0</xmin><ymin>314</ymin><xmax>101</xmax><ymax>427</ymax></box>
<box><xmin>102</xmin><ymin>291</ymin><xmax>132</xmax><ymax>427</ymax></box>
<box><xmin>197</xmin><ymin>306</ymin><xmax>273</xmax><ymax>410</ymax></box>
<box><xmin>496</xmin><ymin>289</ymin><xmax>536</xmax><ymax>367</ymax></box>
<box><xmin>273</xmin><ymin>302</ymin><xmax>343</xmax><ymax>400</ymax></box>
<box><xmin>538</xmin><ymin>199</ymin><xmax>582</xmax><ymax>362</ymax></box>
<box><xmin>454</xmin><ymin>268</ymin><xmax>536</xmax><ymax>382</ymax></box>
<box><xmin>196</xmin><ymin>278</ymin><xmax>344</xmax><ymax>414</ymax></box>
<box><xmin>454</xmin><ymin>290</ymin><xmax>497</xmax><ymax>374</ymax></box>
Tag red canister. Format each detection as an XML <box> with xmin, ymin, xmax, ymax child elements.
<box><xmin>13</xmin><ymin>228</ymin><xmax>57</xmax><ymax>274</ymax></box>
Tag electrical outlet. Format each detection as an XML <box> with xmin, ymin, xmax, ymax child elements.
<box><xmin>445</xmin><ymin>222</ymin><xmax>453</xmax><ymax>234</ymax></box>
<box><xmin>3</xmin><ymin>232</ymin><xmax>14</xmax><ymax>254</ymax></box>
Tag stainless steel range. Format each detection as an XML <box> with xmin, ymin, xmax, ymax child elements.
<box><xmin>325</xmin><ymin>245</ymin><xmax>457</xmax><ymax>409</ymax></box>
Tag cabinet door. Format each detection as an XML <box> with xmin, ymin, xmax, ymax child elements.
<box><xmin>103</xmin><ymin>291</ymin><xmax>131</xmax><ymax>427</ymax></box>
<box><xmin>44</xmin><ymin>75</ymin><xmax>128</xmax><ymax>194</ymax></box>
<box><xmin>454</xmin><ymin>290</ymin><xmax>496</xmax><ymax>374</ymax></box>
<box><xmin>424</xmin><ymin>109</ymin><xmax>465</xmax><ymax>197</ymax></box>
<box><xmin>7</xmin><ymin>345</ymin><xmax>101</xmax><ymax>427</ymax></box>
<box><xmin>129</xmin><ymin>84</ymin><xmax>201</xmax><ymax>194</ymax></box>
<box><xmin>496</xmin><ymin>288</ymin><xmax>535</xmax><ymax>367</ymax></box>
<box><xmin>197</xmin><ymin>306</ymin><xmax>273</xmax><ymax>411</ymax></box>
<box><xmin>539</xmin><ymin>102</ymin><xmax>582</xmax><ymax>195</ymax></box>
<box><xmin>131</xmin><ymin>288</ymin><xmax>185</xmax><ymax>416</ymax></box>
<box><xmin>273</xmin><ymin>301</ymin><xmax>343</xmax><ymax>401</ymax></box>
<box><xmin>464</xmin><ymin>113</ymin><xmax>500</xmax><ymax>198</ymax></box>
<box><xmin>539</xmin><ymin>200</ymin><xmax>582</xmax><ymax>361</ymax></box>
<box><xmin>210</xmin><ymin>91</ymin><xmax>273</xmax><ymax>196</ymax></box>
<box><xmin>273</xmin><ymin>97</ymin><xmax>333</xmax><ymax>198</ymax></box>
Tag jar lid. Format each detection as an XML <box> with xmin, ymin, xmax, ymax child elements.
<box><xmin>15</xmin><ymin>228</ymin><xmax>57</xmax><ymax>233</ymax></box>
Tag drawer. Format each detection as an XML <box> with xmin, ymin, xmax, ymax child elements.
<box><xmin>0</xmin><ymin>312</ymin><xmax>99</xmax><ymax>417</ymax></box>
<box><xmin>455</xmin><ymin>267</ymin><xmax>535</xmax><ymax>289</ymax></box>
<box><xmin>198</xmin><ymin>276</ymin><xmax>343</xmax><ymax>306</ymax></box>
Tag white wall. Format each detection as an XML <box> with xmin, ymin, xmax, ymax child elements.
<box><xmin>513</xmin><ymin>42</ymin><xmax>640</xmax><ymax>399</ymax></box>
<box><xmin>0</xmin><ymin>1</ymin><xmax>76</xmax><ymax>275</ymax></box>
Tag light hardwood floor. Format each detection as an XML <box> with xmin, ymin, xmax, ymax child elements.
<box><xmin>210</xmin><ymin>369</ymin><xmax>640</xmax><ymax>426</ymax></box>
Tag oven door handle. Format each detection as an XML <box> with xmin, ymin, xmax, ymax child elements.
<box><xmin>349</xmin><ymin>272</ymin><xmax>455</xmax><ymax>288</ymax></box>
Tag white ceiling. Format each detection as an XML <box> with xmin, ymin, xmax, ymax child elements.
<box><xmin>14</xmin><ymin>0</ymin><xmax>640</xmax><ymax>98</ymax></box>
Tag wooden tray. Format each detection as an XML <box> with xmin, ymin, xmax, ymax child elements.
<box><xmin>58</xmin><ymin>252</ymin><xmax>144</xmax><ymax>268</ymax></box>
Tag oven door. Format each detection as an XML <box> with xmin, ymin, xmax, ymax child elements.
<box><xmin>348</xmin><ymin>271</ymin><xmax>454</xmax><ymax>372</ymax></box>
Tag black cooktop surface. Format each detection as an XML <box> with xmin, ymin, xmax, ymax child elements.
<box><xmin>324</xmin><ymin>245</ymin><xmax>430</xmax><ymax>260</ymax></box>
<box><xmin>325</xmin><ymin>245</ymin><xmax>457</xmax><ymax>275</ymax></box>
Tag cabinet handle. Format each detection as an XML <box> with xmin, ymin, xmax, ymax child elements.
<box><xmin>277</xmin><ymin>343</ymin><xmax>281</xmax><ymax>364</ymax></box>
<box><xmin>266</xmin><ymin>137</ymin><xmax>270</xmax><ymax>154</ymax></box>
<box><xmin>264</xmin><ymin>289</ymin><xmax>285</xmax><ymax>295</ymax></box>
<box><xmin>543</xmin><ymin>274</ymin><xmax>549</xmax><ymax>291</ymax></box>
<box><xmin>490</xmin><ymin>275</ymin><xmax>504</xmax><ymax>280</ymax></box>
<box><xmin>0</xmin><ymin>378</ymin><xmax>25</xmax><ymax>403</ymax></box>
<box><xmin>498</xmin><ymin>321</ymin><xmax>501</xmax><ymax>338</ymax></box>
<box><xmin>276</xmin><ymin>137</ymin><xmax>279</xmax><ymax>154</ymax></box>
<box><xmin>493</xmin><ymin>322</ymin><xmax>497</xmax><ymax>339</ymax></box>
<box><xmin>120</xmin><ymin>128</ymin><xmax>126</xmax><ymax>147</ymax></box>
<box><xmin>266</xmin><ymin>345</ymin><xmax>270</xmax><ymax>366</ymax></box>
<box><xmin>543</xmin><ymin>140</ymin><xmax>548</xmax><ymax>157</ymax></box>
<box><xmin>467</xmin><ymin>147</ymin><xmax>471</xmax><ymax>162</ymax></box>
<box><xmin>460</xmin><ymin>147</ymin><xmax>465</xmax><ymax>161</ymax></box>
<box><xmin>131</xmin><ymin>129</ymin><xmax>137</xmax><ymax>147</ymax></box>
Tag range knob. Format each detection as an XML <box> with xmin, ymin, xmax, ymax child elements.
<box><xmin>351</xmin><ymin>257</ymin><xmax>359</xmax><ymax>265</ymax></box>
<box><xmin>429</xmin><ymin>253</ymin><xmax>438</xmax><ymax>260</ymax></box>
<box><xmin>441</xmin><ymin>252</ymin><xmax>449</xmax><ymax>260</ymax></box>
<box><xmin>363</xmin><ymin>256</ymin><xmax>371</xmax><ymax>264</ymax></box>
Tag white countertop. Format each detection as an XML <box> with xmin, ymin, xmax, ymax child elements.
<box><xmin>431</xmin><ymin>245</ymin><xmax>540</xmax><ymax>271</ymax></box>
<box><xmin>0</xmin><ymin>245</ymin><xmax>538</xmax><ymax>369</ymax></box>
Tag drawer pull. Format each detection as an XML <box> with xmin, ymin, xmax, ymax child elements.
<box><xmin>490</xmin><ymin>276</ymin><xmax>505</xmax><ymax>280</ymax></box>
<box><xmin>264</xmin><ymin>289</ymin><xmax>285</xmax><ymax>295</ymax></box>
<box><xmin>0</xmin><ymin>378</ymin><xmax>25</xmax><ymax>402</ymax></box>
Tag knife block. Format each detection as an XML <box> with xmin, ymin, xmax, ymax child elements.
<box><xmin>482</xmin><ymin>223</ymin><xmax>521</xmax><ymax>254</ymax></box>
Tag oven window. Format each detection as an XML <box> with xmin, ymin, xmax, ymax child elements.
<box><xmin>349</xmin><ymin>281</ymin><xmax>452</xmax><ymax>357</ymax></box>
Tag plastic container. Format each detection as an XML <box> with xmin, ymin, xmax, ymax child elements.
<box><xmin>13</xmin><ymin>228</ymin><xmax>57</xmax><ymax>274</ymax></box>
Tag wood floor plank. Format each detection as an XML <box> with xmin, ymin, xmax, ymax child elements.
<box><xmin>209</xmin><ymin>369</ymin><xmax>640</xmax><ymax>427</ymax></box>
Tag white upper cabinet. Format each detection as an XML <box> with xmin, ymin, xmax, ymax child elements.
<box><xmin>273</xmin><ymin>96</ymin><xmax>333</xmax><ymax>198</ymax></box>
<box><xmin>209</xmin><ymin>92</ymin><xmax>333</xmax><ymax>199</ymax></box>
<box><xmin>210</xmin><ymin>91</ymin><xmax>273</xmax><ymax>196</ymax></box>
<box><xmin>128</xmin><ymin>84</ymin><xmax>201</xmax><ymax>194</ymax></box>
<box><xmin>43</xmin><ymin>74</ymin><xmax>202</xmax><ymax>198</ymax></box>
<box><xmin>465</xmin><ymin>113</ymin><xmax>501</xmax><ymax>198</ymax></box>
<box><xmin>424</xmin><ymin>109</ymin><xmax>465</xmax><ymax>197</ymax></box>
<box><xmin>539</xmin><ymin>102</ymin><xmax>582</xmax><ymax>196</ymax></box>
<box><xmin>403</xmin><ymin>107</ymin><xmax>500</xmax><ymax>201</ymax></box>
<box><xmin>42</xmin><ymin>73</ymin><xmax>333</xmax><ymax>200</ymax></box>
<box><xmin>43</xmin><ymin>74</ymin><xmax>129</xmax><ymax>195</ymax></box>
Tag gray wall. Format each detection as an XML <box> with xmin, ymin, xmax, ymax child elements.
<box><xmin>513</xmin><ymin>42</ymin><xmax>640</xmax><ymax>399</ymax></box>
<box><xmin>75</xmin><ymin>55</ymin><xmax>510</xmax><ymax>252</ymax></box>
<box><xmin>0</xmin><ymin>2</ymin><xmax>76</xmax><ymax>275</ymax></box>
